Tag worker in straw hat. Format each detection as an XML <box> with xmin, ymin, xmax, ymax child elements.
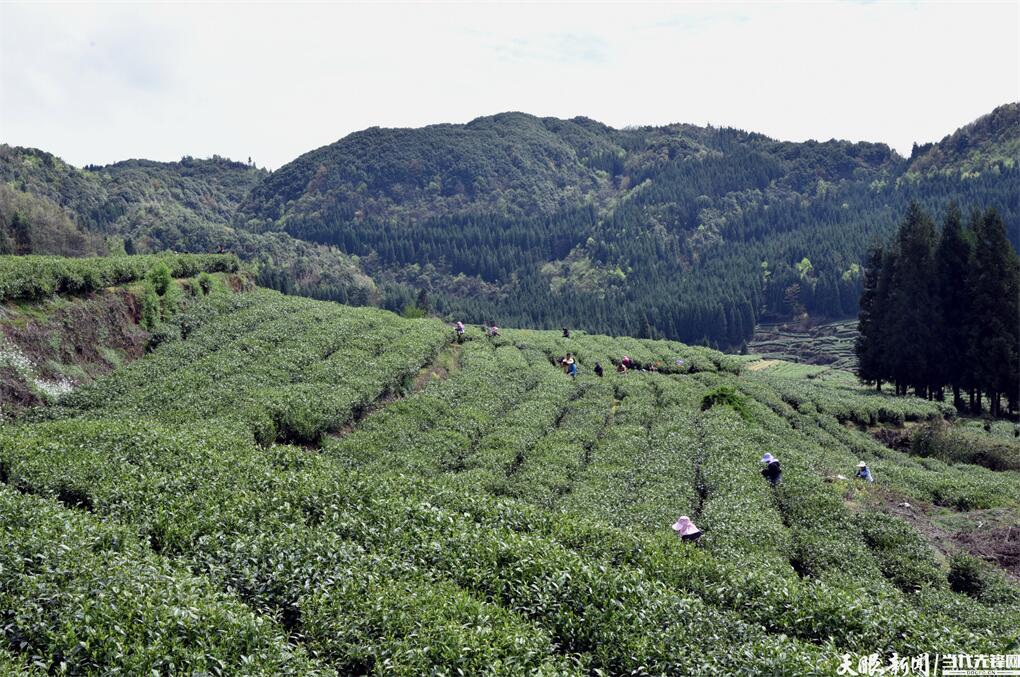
<box><xmin>854</xmin><ymin>461</ymin><xmax>874</xmax><ymax>483</ymax></box>
<box><xmin>672</xmin><ymin>515</ymin><xmax>703</xmax><ymax>544</ymax></box>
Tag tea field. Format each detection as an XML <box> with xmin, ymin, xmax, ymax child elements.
<box><xmin>748</xmin><ymin>320</ymin><xmax>859</xmax><ymax>371</ymax></box>
<box><xmin>1</xmin><ymin>287</ymin><xmax>1018</xmax><ymax>675</ymax></box>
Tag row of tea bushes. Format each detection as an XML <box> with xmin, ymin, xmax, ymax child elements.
<box><xmin>0</xmin><ymin>485</ymin><xmax>327</xmax><ymax>675</ymax></box>
<box><xmin>0</xmin><ymin>253</ymin><xmax>238</xmax><ymax>301</ymax></box>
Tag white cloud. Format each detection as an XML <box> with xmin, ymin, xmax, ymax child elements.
<box><xmin>0</xmin><ymin>1</ymin><xmax>1016</xmax><ymax>169</ymax></box>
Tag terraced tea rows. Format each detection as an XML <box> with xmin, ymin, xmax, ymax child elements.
<box><xmin>2</xmin><ymin>289</ymin><xmax>1018</xmax><ymax>674</ymax></box>
<box><xmin>0</xmin><ymin>253</ymin><xmax>237</xmax><ymax>302</ymax></box>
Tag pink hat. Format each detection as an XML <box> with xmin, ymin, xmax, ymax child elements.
<box><xmin>671</xmin><ymin>515</ymin><xmax>700</xmax><ymax>536</ymax></box>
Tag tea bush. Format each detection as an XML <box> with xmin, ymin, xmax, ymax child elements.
<box><xmin>3</xmin><ymin>288</ymin><xmax>1019</xmax><ymax>672</ymax></box>
<box><xmin>0</xmin><ymin>485</ymin><xmax>328</xmax><ymax>675</ymax></box>
<box><xmin>0</xmin><ymin>253</ymin><xmax>237</xmax><ymax>301</ymax></box>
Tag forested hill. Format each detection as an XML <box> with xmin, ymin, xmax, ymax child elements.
<box><xmin>0</xmin><ymin>146</ymin><xmax>377</xmax><ymax>304</ymax></box>
<box><xmin>908</xmin><ymin>102</ymin><xmax>1020</xmax><ymax>174</ymax></box>
<box><xmin>238</xmin><ymin>104</ymin><xmax>1020</xmax><ymax>346</ymax></box>
<box><xmin>238</xmin><ymin>112</ymin><xmax>904</xmax><ymax>227</ymax></box>
<box><xmin>4</xmin><ymin>104</ymin><xmax>1018</xmax><ymax>346</ymax></box>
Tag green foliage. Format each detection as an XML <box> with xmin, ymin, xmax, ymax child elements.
<box><xmin>856</xmin><ymin>204</ymin><xmax>1020</xmax><ymax>417</ymax></box>
<box><xmin>912</xmin><ymin>421</ymin><xmax>1020</xmax><ymax>472</ymax></box>
<box><xmin>60</xmin><ymin>289</ymin><xmax>450</xmax><ymax>445</ymax></box>
<box><xmin>858</xmin><ymin>513</ymin><xmax>946</xmax><ymax>592</ymax></box>
<box><xmin>909</xmin><ymin>103</ymin><xmax>1020</xmax><ymax>174</ymax></box>
<box><xmin>400</xmin><ymin>303</ymin><xmax>428</xmax><ymax>319</ymax></box>
<box><xmin>146</xmin><ymin>262</ymin><xmax>172</xmax><ymax>296</ymax></box>
<box><xmin>197</xmin><ymin>271</ymin><xmax>214</xmax><ymax>295</ymax></box>
<box><xmin>140</xmin><ymin>285</ymin><xmax>160</xmax><ymax>331</ymax></box>
<box><xmin>948</xmin><ymin>552</ymin><xmax>1020</xmax><ymax>606</ymax></box>
<box><xmin>700</xmin><ymin>385</ymin><xmax>752</xmax><ymax>421</ymax></box>
<box><xmin>5</xmin><ymin>106</ymin><xmax>1019</xmax><ymax>346</ymax></box>
<box><xmin>0</xmin><ymin>183</ymin><xmax>104</xmax><ymax>257</ymax></box>
<box><xmin>0</xmin><ymin>145</ymin><xmax>375</xmax><ymax>305</ymax></box>
<box><xmin>4</xmin><ymin>281</ymin><xmax>1020</xmax><ymax>672</ymax></box>
<box><xmin>0</xmin><ymin>253</ymin><xmax>237</xmax><ymax>302</ymax></box>
<box><xmin>0</xmin><ymin>485</ymin><xmax>326</xmax><ymax>675</ymax></box>
<box><xmin>235</xmin><ymin>109</ymin><xmax>1018</xmax><ymax>347</ymax></box>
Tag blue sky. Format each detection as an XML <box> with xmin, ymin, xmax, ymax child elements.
<box><xmin>1</xmin><ymin>1</ymin><xmax>1017</xmax><ymax>169</ymax></box>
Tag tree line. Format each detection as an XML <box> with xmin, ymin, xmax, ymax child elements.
<box><xmin>856</xmin><ymin>203</ymin><xmax>1020</xmax><ymax>417</ymax></box>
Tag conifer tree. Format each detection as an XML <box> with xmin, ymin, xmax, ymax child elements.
<box><xmin>934</xmin><ymin>204</ymin><xmax>972</xmax><ymax>407</ymax></box>
<box><xmin>967</xmin><ymin>209</ymin><xmax>1020</xmax><ymax>417</ymax></box>
<box><xmin>885</xmin><ymin>203</ymin><xmax>939</xmax><ymax>396</ymax></box>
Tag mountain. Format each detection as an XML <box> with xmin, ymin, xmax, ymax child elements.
<box><xmin>239</xmin><ymin>112</ymin><xmax>624</xmax><ymax>227</ymax></box>
<box><xmin>908</xmin><ymin>102</ymin><xmax>1020</xmax><ymax>174</ymax></box>
<box><xmin>239</xmin><ymin>106</ymin><xmax>1019</xmax><ymax>345</ymax></box>
<box><xmin>4</xmin><ymin>105</ymin><xmax>1017</xmax><ymax>346</ymax></box>
<box><xmin>0</xmin><ymin>145</ymin><xmax>376</xmax><ymax>304</ymax></box>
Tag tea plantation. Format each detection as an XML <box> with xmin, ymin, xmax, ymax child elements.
<box><xmin>2</xmin><ymin>287</ymin><xmax>1018</xmax><ymax>674</ymax></box>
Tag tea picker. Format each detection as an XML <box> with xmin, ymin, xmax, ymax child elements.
<box><xmin>672</xmin><ymin>515</ymin><xmax>703</xmax><ymax>544</ymax></box>
<box><xmin>760</xmin><ymin>453</ymin><xmax>782</xmax><ymax>486</ymax></box>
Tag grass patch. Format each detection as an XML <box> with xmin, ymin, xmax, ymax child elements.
<box><xmin>98</xmin><ymin>346</ymin><xmax>125</xmax><ymax>368</ymax></box>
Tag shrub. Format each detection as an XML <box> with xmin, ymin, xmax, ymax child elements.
<box><xmin>140</xmin><ymin>285</ymin><xmax>161</xmax><ymax>330</ymax></box>
<box><xmin>401</xmin><ymin>303</ymin><xmax>428</xmax><ymax>319</ymax></box>
<box><xmin>700</xmin><ymin>385</ymin><xmax>752</xmax><ymax>421</ymax></box>
<box><xmin>912</xmin><ymin>421</ymin><xmax>1020</xmax><ymax>472</ymax></box>
<box><xmin>146</xmin><ymin>262</ymin><xmax>172</xmax><ymax>296</ymax></box>
<box><xmin>859</xmin><ymin>512</ymin><xmax>945</xmax><ymax>592</ymax></box>
<box><xmin>147</xmin><ymin>323</ymin><xmax>181</xmax><ymax>351</ymax></box>
<box><xmin>948</xmin><ymin>552</ymin><xmax>1020</xmax><ymax>605</ymax></box>
<box><xmin>197</xmin><ymin>271</ymin><xmax>214</xmax><ymax>295</ymax></box>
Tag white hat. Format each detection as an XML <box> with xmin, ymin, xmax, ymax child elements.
<box><xmin>761</xmin><ymin>453</ymin><xmax>774</xmax><ymax>464</ymax></box>
<box><xmin>671</xmin><ymin>515</ymin><xmax>691</xmax><ymax>532</ymax></box>
<box><xmin>672</xmin><ymin>516</ymin><xmax>700</xmax><ymax>536</ymax></box>
<box><xmin>857</xmin><ymin>461</ymin><xmax>867</xmax><ymax>468</ymax></box>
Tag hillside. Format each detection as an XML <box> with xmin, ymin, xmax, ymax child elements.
<box><xmin>0</xmin><ymin>253</ymin><xmax>241</xmax><ymax>420</ymax></box>
<box><xmin>238</xmin><ymin>107</ymin><xmax>1020</xmax><ymax>346</ymax></box>
<box><xmin>0</xmin><ymin>145</ymin><xmax>376</xmax><ymax>304</ymax></box>
<box><xmin>4</xmin><ymin>105</ymin><xmax>1018</xmax><ymax>345</ymax></box>
<box><xmin>908</xmin><ymin>102</ymin><xmax>1020</xmax><ymax>174</ymax></box>
<box><xmin>748</xmin><ymin>319</ymin><xmax>859</xmax><ymax>370</ymax></box>
<box><xmin>2</xmin><ymin>272</ymin><xmax>1018</xmax><ymax>673</ymax></box>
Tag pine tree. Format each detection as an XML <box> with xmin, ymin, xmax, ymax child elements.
<box><xmin>856</xmin><ymin>246</ymin><xmax>886</xmax><ymax>389</ymax></box>
<box><xmin>885</xmin><ymin>203</ymin><xmax>939</xmax><ymax>396</ymax></box>
<box><xmin>967</xmin><ymin>209</ymin><xmax>1020</xmax><ymax>417</ymax></box>
<box><xmin>934</xmin><ymin>204</ymin><xmax>972</xmax><ymax>408</ymax></box>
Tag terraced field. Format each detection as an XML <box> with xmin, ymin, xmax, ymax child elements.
<box><xmin>2</xmin><ymin>288</ymin><xmax>1018</xmax><ymax>674</ymax></box>
<box><xmin>748</xmin><ymin>320</ymin><xmax>858</xmax><ymax>370</ymax></box>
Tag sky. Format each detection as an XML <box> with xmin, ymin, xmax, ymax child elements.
<box><xmin>1</xmin><ymin>1</ymin><xmax>1017</xmax><ymax>170</ymax></box>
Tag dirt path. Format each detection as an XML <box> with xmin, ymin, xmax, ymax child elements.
<box><xmin>745</xmin><ymin>359</ymin><xmax>781</xmax><ymax>372</ymax></box>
